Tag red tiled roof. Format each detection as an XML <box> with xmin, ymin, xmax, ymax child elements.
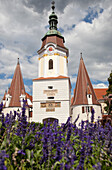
<box><xmin>94</xmin><ymin>88</ymin><xmax>107</xmax><ymax>100</ymax></box>
<box><xmin>87</xmin><ymin>85</ymin><xmax>92</xmax><ymax>94</ymax></box>
<box><xmin>40</xmin><ymin>35</ymin><xmax>67</xmax><ymax>51</ymax></box>
<box><xmin>72</xmin><ymin>57</ymin><xmax>100</xmax><ymax>106</ymax></box>
<box><xmin>33</xmin><ymin>75</ymin><xmax>71</xmax><ymax>90</ymax></box>
<box><xmin>9</xmin><ymin>60</ymin><xmax>26</xmax><ymax>107</ymax></box>
<box><xmin>102</xmin><ymin>115</ymin><xmax>112</xmax><ymax>119</ymax></box>
<box><xmin>2</xmin><ymin>91</ymin><xmax>7</xmax><ymax>100</ymax></box>
<box><xmin>26</xmin><ymin>92</ymin><xmax>32</xmax><ymax>102</ymax></box>
<box><xmin>71</xmin><ymin>97</ymin><xmax>74</xmax><ymax>105</ymax></box>
<box><xmin>33</xmin><ymin>75</ymin><xmax>69</xmax><ymax>81</ymax></box>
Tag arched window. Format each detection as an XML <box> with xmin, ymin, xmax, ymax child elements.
<box><xmin>49</xmin><ymin>59</ymin><xmax>53</xmax><ymax>69</ymax></box>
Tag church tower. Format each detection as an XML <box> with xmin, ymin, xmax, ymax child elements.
<box><xmin>32</xmin><ymin>2</ymin><xmax>71</xmax><ymax>123</ymax></box>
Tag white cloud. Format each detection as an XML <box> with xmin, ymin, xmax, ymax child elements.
<box><xmin>93</xmin><ymin>83</ymin><xmax>108</xmax><ymax>89</ymax></box>
<box><xmin>0</xmin><ymin>0</ymin><xmax>112</xmax><ymax>101</ymax></box>
<box><xmin>65</xmin><ymin>5</ymin><xmax>112</xmax><ymax>83</ymax></box>
<box><xmin>0</xmin><ymin>78</ymin><xmax>12</xmax><ymax>102</ymax></box>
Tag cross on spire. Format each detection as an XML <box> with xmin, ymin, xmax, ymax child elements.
<box><xmin>51</xmin><ymin>1</ymin><xmax>55</xmax><ymax>13</ymax></box>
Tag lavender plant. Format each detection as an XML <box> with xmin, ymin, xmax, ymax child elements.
<box><xmin>0</xmin><ymin>102</ymin><xmax>112</xmax><ymax>169</ymax></box>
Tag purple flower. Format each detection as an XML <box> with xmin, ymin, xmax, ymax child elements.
<box><xmin>18</xmin><ymin>150</ymin><xmax>25</xmax><ymax>155</ymax></box>
<box><xmin>0</xmin><ymin>150</ymin><xmax>9</xmax><ymax>170</ymax></box>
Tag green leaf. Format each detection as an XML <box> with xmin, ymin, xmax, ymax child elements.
<box><xmin>53</xmin><ymin>161</ymin><xmax>60</xmax><ymax>170</ymax></box>
<box><xmin>26</xmin><ymin>149</ymin><xmax>31</xmax><ymax>160</ymax></box>
<box><xmin>0</xmin><ymin>121</ymin><xmax>2</xmax><ymax>128</ymax></box>
<box><xmin>74</xmin><ymin>160</ymin><xmax>79</xmax><ymax>168</ymax></box>
<box><xmin>90</xmin><ymin>156</ymin><xmax>96</xmax><ymax>164</ymax></box>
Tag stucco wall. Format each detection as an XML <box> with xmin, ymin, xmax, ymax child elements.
<box><xmin>72</xmin><ymin>105</ymin><xmax>102</xmax><ymax>126</ymax></box>
<box><xmin>33</xmin><ymin>78</ymin><xmax>70</xmax><ymax>124</ymax></box>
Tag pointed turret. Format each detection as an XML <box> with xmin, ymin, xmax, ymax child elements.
<box><xmin>8</xmin><ymin>58</ymin><xmax>26</xmax><ymax>107</ymax></box>
<box><xmin>72</xmin><ymin>55</ymin><xmax>100</xmax><ymax>106</ymax></box>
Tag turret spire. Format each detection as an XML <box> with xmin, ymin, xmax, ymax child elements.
<box><xmin>17</xmin><ymin>58</ymin><xmax>20</xmax><ymax>65</ymax></box>
<box><xmin>80</xmin><ymin>52</ymin><xmax>83</xmax><ymax>60</ymax></box>
<box><xmin>49</xmin><ymin>1</ymin><xmax>58</xmax><ymax>30</ymax></box>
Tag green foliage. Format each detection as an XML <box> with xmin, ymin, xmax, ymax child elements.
<box><xmin>107</xmin><ymin>71</ymin><xmax>112</xmax><ymax>95</ymax></box>
<box><xmin>104</xmin><ymin>70</ymin><xmax>112</xmax><ymax>114</ymax></box>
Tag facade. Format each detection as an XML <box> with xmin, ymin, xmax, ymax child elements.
<box><xmin>32</xmin><ymin>3</ymin><xmax>71</xmax><ymax>123</ymax></box>
<box><xmin>94</xmin><ymin>88</ymin><xmax>107</xmax><ymax>114</ymax></box>
<box><xmin>2</xmin><ymin>59</ymin><xmax>32</xmax><ymax>121</ymax></box>
<box><xmin>71</xmin><ymin>56</ymin><xmax>102</xmax><ymax>125</ymax></box>
<box><xmin>1</xmin><ymin>2</ymin><xmax>106</xmax><ymax>125</ymax></box>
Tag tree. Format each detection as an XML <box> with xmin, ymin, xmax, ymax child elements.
<box><xmin>104</xmin><ymin>71</ymin><xmax>112</xmax><ymax>114</ymax></box>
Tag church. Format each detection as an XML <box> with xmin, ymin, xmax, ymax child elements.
<box><xmin>2</xmin><ymin>2</ymin><xmax>106</xmax><ymax>124</ymax></box>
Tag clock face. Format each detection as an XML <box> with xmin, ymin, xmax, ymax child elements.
<box><xmin>47</xmin><ymin>46</ymin><xmax>54</xmax><ymax>55</ymax></box>
<box><xmin>49</xmin><ymin>47</ymin><xmax>53</xmax><ymax>51</ymax></box>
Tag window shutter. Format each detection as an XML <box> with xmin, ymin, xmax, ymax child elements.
<box><xmin>90</xmin><ymin>106</ymin><xmax>93</xmax><ymax>112</ymax></box>
<box><xmin>82</xmin><ymin>106</ymin><xmax>84</xmax><ymax>113</ymax></box>
<box><xmin>29</xmin><ymin>111</ymin><xmax>32</xmax><ymax>117</ymax></box>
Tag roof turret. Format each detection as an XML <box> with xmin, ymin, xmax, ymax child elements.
<box><xmin>9</xmin><ymin>58</ymin><xmax>26</xmax><ymax>107</ymax></box>
<box><xmin>72</xmin><ymin>54</ymin><xmax>100</xmax><ymax>106</ymax></box>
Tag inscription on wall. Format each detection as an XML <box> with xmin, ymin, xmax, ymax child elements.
<box><xmin>43</xmin><ymin>89</ymin><xmax>58</xmax><ymax>96</ymax></box>
<box><xmin>40</xmin><ymin>102</ymin><xmax>61</xmax><ymax>112</ymax></box>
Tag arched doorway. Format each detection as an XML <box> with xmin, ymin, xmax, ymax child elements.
<box><xmin>43</xmin><ymin>117</ymin><xmax>59</xmax><ymax>124</ymax></box>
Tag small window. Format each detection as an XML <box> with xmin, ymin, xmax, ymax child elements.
<box><xmin>89</xmin><ymin>95</ymin><xmax>91</xmax><ymax>98</ymax></box>
<box><xmin>29</xmin><ymin>111</ymin><xmax>32</xmax><ymax>117</ymax></box>
<box><xmin>86</xmin><ymin>106</ymin><xmax>90</xmax><ymax>112</ymax></box>
<box><xmin>49</xmin><ymin>59</ymin><xmax>53</xmax><ymax>69</ymax></box>
<box><xmin>48</xmin><ymin>86</ymin><xmax>53</xmax><ymax>89</ymax></box>
<box><xmin>48</xmin><ymin>97</ymin><xmax>54</xmax><ymax>99</ymax></box>
<box><xmin>7</xmin><ymin>98</ymin><xmax>8</xmax><ymax>101</ymax></box>
<box><xmin>82</xmin><ymin>106</ymin><xmax>84</xmax><ymax>113</ymax></box>
<box><xmin>17</xmin><ymin>108</ymin><xmax>20</xmax><ymax>112</ymax></box>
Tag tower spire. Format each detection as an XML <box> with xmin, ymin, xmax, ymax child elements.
<box><xmin>80</xmin><ymin>52</ymin><xmax>83</xmax><ymax>60</ymax></box>
<box><xmin>17</xmin><ymin>58</ymin><xmax>20</xmax><ymax>65</ymax></box>
<box><xmin>49</xmin><ymin>1</ymin><xmax>58</xmax><ymax>30</ymax></box>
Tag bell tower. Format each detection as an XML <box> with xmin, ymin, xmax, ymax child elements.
<box><xmin>33</xmin><ymin>2</ymin><xmax>71</xmax><ymax>124</ymax></box>
<box><xmin>38</xmin><ymin>1</ymin><xmax>68</xmax><ymax>78</ymax></box>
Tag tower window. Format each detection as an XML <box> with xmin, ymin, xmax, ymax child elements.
<box><xmin>89</xmin><ymin>95</ymin><xmax>91</xmax><ymax>98</ymax></box>
<box><xmin>82</xmin><ymin>106</ymin><xmax>84</xmax><ymax>113</ymax></box>
<box><xmin>48</xmin><ymin>86</ymin><xmax>53</xmax><ymax>89</ymax></box>
<box><xmin>48</xmin><ymin>97</ymin><xmax>54</xmax><ymax>99</ymax></box>
<box><xmin>49</xmin><ymin>59</ymin><xmax>53</xmax><ymax>69</ymax></box>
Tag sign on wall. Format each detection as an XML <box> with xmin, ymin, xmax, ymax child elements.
<box><xmin>40</xmin><ymin>102</ymin><xmax>61</xmax><ymax>112</ymax></box>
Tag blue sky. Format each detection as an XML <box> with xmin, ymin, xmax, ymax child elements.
<box><xmin>0</xmin><ymin>0</ymin><xmax>112</xmax><ymax>101</ymax></box>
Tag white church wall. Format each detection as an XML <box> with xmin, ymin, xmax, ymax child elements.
<box><xmin>38</xmin><ymin>44</ymin><xmax>68</xmax><ymax>78</ymax></box>
<box><xmin>5</xmin><ymin>94</ymin><xmax>12</xmax><ymax>107</ymax></box>
<box><xmin>33</xmin><ymin>79</ymin><xmax>70</xmax><ymax>101</ymax></box>
<box><xmin>2</xmin><ymin>107</ymin><xmax>30</xmax><ymax>122</ymax></box>
<box><xmin>33</xmin><ymin>78</ymin><xmax>70</xmax><ymax>123</ymax></box>
<box><xmin>72</xmin><ymin>105</ymin><xmax>102</xmax><ymax>126</ymax></box>
<box><xmin>33</xmin><ymin>101</ymin><xmax>70</xmax><ymax>124</ymax></box>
